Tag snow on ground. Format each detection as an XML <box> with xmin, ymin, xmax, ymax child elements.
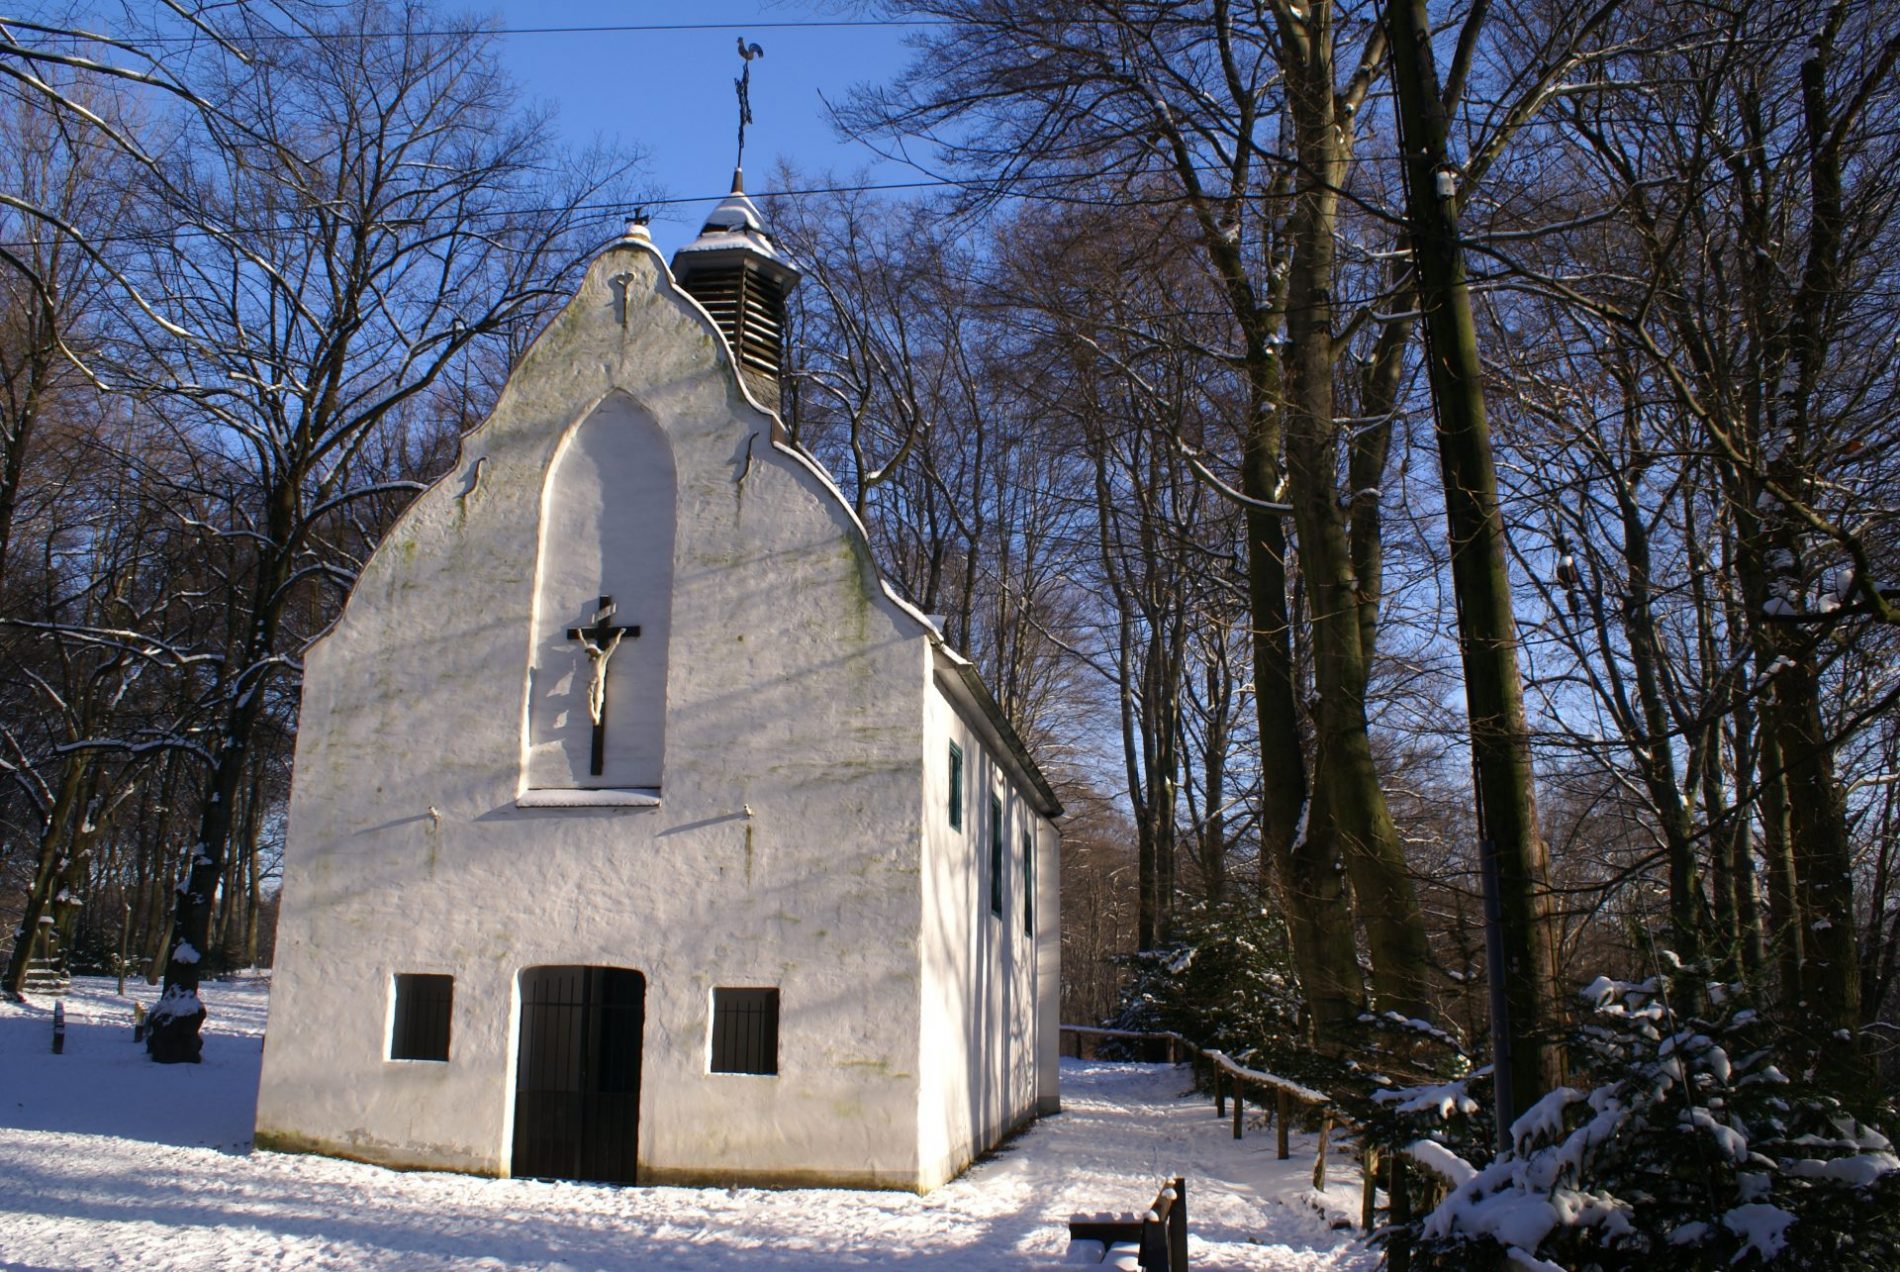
<box><xmin>1</xmin><ymin>978</ymin><xmax>1376</xmax><ymax>1270</ymax></box>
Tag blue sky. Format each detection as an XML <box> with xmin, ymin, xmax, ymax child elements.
<box><xmin>472</xmin><ymin>2</ymin><xmax>923</xmax><ymax>255</ymax></box>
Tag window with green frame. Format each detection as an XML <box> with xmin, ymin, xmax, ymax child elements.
<box><xmin>1022</xmin><ymin>829</ymin><xmax>1034</xmax><ymax>936</ymax></box>
<box><xmin>948</xmin><ymin>741</ymin><xmax>963</xmax><ymax>831</ymax></box>
<box><xmin>989</xmin><ymin>793</ymin><xmax>1004</xmax><ymax>917</ymax></box>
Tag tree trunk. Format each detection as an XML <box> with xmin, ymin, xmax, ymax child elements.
<box><xmin>148</xmin><ymin>520</ymin><xmax>295</xmax><ymax>1062</ymax></box>
<box><xmin>1612</xmin><ymin>457</ymin><xmax>1706</xmax><ymax>966</ymax></box>
<box><xmin>1721</xmin><ymin>569</ymin><xmax>1772</xmax><ymax>981</ymax></box>
<box><xmin>0</xmin><ymin>243</ymin><xmax>63</xmax><ymax>595</ymax></box>
<box><xmin>1201</xmin><ymin>659</ymin><xmax>1230</xmax><ymax>905</ymax></box>
<box><xmin>1281</xmin><ymin>2</ymin><xmax>1432</xmax><ymax>1023</ymax></box>
<box><xmin>1387</xmin><ymin>0</ymin><xmax>1566</xmax><ymax>1126</ymax></box>
<box><xmin>142</xmin><ymin>834</ymin><xmax>181</xmax><ymax>986</ymax></box>
<box><xmin>1241</xmin><ymin>340</ymin><xmax>1366</xmax><ymax>1047</ymax></box>
<box><xmin>1768</xmin><ymin>15</ymin><xmax>1868</xmax><ymax>1097</ymax></box>
<box><xmin>1689</xmin><ymin>498</ymin><xmax>1760</xmax><ymax>979</ymax></box>
<box><xmin>1767</xmin><ymin>659</ymin><xmax>1862</xmax><ymax>1081</ymax></box>
<box><xmin>244</xmin><ymin>820</ymin><xmax>262</xmax><ymax>970</ymax></box>
<box><xmin>3</xmin><ymin>756</ymin><xmax>89</xmax><ymax>999</ymax></box>
<box><xmin>1349</xmin><ymin>271</ymin><xmax>1414</xmax><ymax>670</ymax></box>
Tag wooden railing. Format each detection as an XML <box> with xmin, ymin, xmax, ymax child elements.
<box><xmin>1059</xmin><ymin>1025</ymin><xmax>1379</xmax><ymax>1231</ymax></box>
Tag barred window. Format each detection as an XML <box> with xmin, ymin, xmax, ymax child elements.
<box><xmin>390</xmin><ymin>973</ymin><xmax>453</xmax><ymax>1062</ymax></box>
<box><xmin>711</xmin><ymin>987</ymin><xmax>780</xmax><ymax>1075</ymax></box>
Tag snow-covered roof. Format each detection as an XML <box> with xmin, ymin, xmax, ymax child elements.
<box><xmin>671</xmin><ymin>168</ymin><xmax>790</xmax><ymax>271</ymax></box>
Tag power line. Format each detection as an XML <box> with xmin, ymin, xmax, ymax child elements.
<box><xmin>0</xmin><ymin>164</ymin><xmax>1254</xmax><ymax>252</ymax></box>
<box><xmin>78</xmin><ymin>19</ymin><xmax>953</xmax><ymax>46</ymax></box>
<box><xmin>0</xmin><ymin>174</ymin><xmax>955</xmax><ymax>252</ymax></box>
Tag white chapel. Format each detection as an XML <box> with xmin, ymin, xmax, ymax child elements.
<box><xmin>253</xmin><ymin>175</ymin><xmax>1063</xmax><ymax>1191</ymax></box>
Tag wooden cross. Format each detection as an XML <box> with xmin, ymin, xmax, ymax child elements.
<box><xmin>566</xmin><ymin>595</ymin><xmax>640</xmax><ymax>777</ymax></box>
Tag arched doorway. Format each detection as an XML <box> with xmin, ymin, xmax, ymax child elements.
<box><xmin>511</xmin><ymin>966</ymin><xmax>645</xmax><ymax>1184</ymax></box>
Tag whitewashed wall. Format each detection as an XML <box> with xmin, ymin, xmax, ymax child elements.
<box><xmin>524</xmin><ymin>392</ymin><xmax>675</xmax><ymax>790</ymax></box>
<box><xmin>256</xmin><ymin>240</ymin><xmax>938</xmax><ymax>1188</ymax></box>
<box><xmin>915</xmin><ymin>666</ymin><xmax>1054</xmax><ymax>1188</ymax></box>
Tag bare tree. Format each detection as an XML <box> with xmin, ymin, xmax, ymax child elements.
<box><xmin>1493</xmin><ymin>0</ymin><xmax>1900</xmax><ymax>1098</ymax></box>
<box><xmin>848</xmin><ymin>0</ymin><xmax>1442</xmax><ymax>1046</ymax></box>
<box><xmin>1381</xmin><ymin>0</ymin><xmax>1642</xmax><ymax>1122</ymax></box>
<box><xmin>32</xmin><ymin>0</ymin><xmax>646</xmax><ymax>1061</ymax></box>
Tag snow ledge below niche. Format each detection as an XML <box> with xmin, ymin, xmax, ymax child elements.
<box><xmin>516</xmin><ymin>788</ymin><xmax>661</xmax><ymax>809</ymax></box>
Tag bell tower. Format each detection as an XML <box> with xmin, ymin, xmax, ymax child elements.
<box><xmin>671</xmin><ymin>171</ymin><xmax>799</xmax><ymax>409</ymax></box>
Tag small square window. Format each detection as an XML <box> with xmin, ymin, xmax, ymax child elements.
<box><xmin>390</xmin><ymin>973</ymin><xmax>452</xmax><ymax>1062</ymax></box>
<box><xmin>989</xmin><ymin>793</ymin><xmax>1004</xmax><ymax>917</ymax></box>
<box><xmin>711</xmin><ymin>987</ymin><xmax>780</xmax><ymax>1075</ymax></box>
<box><xmin>948</xmin><ymin>742</ymin><xmax>964</xmax><ymax>831</ymax></box>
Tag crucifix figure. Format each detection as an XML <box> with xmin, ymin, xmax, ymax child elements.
<box><xmin>566</xmin><ymin>595</ymin><xmax>640</xmax><ymax>777</ymax></box>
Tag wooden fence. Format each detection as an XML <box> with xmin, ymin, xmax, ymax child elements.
<box><xmin>1058</xmin><ymin>1025</ymin><xmax>1382</xmax><ymax>1232</ymax></box>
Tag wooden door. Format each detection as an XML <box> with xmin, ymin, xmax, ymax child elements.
<box><xmin>512</xmin><ymin>965</ymin><xmax>644</xmax><ymax>1184</ymax></box>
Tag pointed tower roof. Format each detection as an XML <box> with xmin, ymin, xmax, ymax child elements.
<box><xmin>672</xmin><ymin>170</ymin><xmax>797</xmax><ymax>284</ymax></box>
<box><xmin>671</xmin><ymin>170</ymin><xmax>799</xmax><ymax>406</ymax></box>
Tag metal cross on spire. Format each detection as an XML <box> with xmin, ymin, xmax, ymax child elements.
<box><xmin>735</xmin><ymin>36</ymin><xmax>764</xmax><ymax>170</ymax></box>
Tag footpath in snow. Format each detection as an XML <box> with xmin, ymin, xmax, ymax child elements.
<box><xmin>0</xmin><ymin>978</ymin><xmax>1375</xmax><ymax>1270</ymax></box>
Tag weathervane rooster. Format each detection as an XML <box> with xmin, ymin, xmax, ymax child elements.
<box><xmin>735</xmin><ymin>36</ymin><xmax>765</xmax><ymax>170</ymax></box>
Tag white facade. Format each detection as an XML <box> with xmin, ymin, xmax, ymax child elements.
<box><xmin>253</xmin><ymin>221</ymin><xmax>1060</xmax><ymax>1193</ymax></box>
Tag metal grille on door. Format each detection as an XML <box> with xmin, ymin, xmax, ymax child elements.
<box><xmin>512</xmin><ymin>966</ymin><xmax>645</xmax><ymax>1184</ymax></box>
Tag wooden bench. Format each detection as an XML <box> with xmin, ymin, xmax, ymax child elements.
<box><xmin>1067</xmin><ymin>1176</ymin><xmax>1188</xmax><ymax>1270</ymax></box>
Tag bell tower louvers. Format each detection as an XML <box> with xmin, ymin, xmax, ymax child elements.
<box><xmin>670</xmin><ymin>170</ymin><xmax>799</xmax><ymax>409</ymax></box>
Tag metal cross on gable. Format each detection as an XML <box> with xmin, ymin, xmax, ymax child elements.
<box><xmin>567</xmin><ymin>596</ymin><xmax>640</xmax><ymax>777</ymax></box>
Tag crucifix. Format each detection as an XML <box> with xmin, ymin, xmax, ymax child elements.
<box><xmin>566</xmin><ymin>595</ymin><xmax>639</xmax><ymax>777</ymax></box>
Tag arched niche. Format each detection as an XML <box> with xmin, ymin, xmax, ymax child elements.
<box><xmin>525</xmin><ymin>393</ymin><xmax>675</xmax><ymax>791</ymax></box>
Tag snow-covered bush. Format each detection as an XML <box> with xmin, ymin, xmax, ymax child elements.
<box><xmin>1106</xmin><ymin>903</ymin><xmax>1477</xmax><ymax>1140</ymax></box>
<box><xmin>1344</xmin><ymin>1012</ymin><xmax>1477</xmax><ymax>1130</ymax></box>
<box><xmin>1363</xmin><ymin>1052</ymin><xmax>1493</xmax><ymax>1190</ymax></box>
<box><xmin>1105</xmin><ymin>901</ymin><xmax>1304</xmax><ymax>1066</ymax></box>
<box><xmin>1403</xmin><ymin>975</ymin><xmax>1900</xmax><ymax>1270</ymax></box>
